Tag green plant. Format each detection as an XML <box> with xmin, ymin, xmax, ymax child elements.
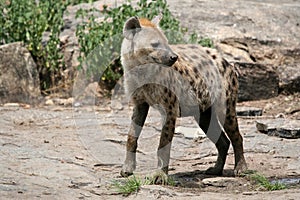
<box><xmin>0</xmin><ymin>0</ymin><xmax>97</xmax><ymax>92</ymax></box>
<box><xmin>250</xmin><ymin>173</ymin><xmax>287</xmax><ymax>191</ymax></box>
<box><xmin>112</xmin><ymin>173</ymin><xmax>175</xmax><ymax>196</ymax></box>
<box><xmin>112</xmin><ymin>175</ymin><xmax>144</xmax><ymax>196</ymax></box>
<box><xmin>0</xmin><ymin>0</ymin><xmax>68</xmax><ymax>91</ymax></box>
<box><xmin>241</xmin><ymin>170</ymin><xmax>287</xmax><ymax>191</ymax></box>
<box><xmin>75</xmin><ymin>0</ymin><xmax>213</xmax><ymax>89</ymax></box>
<box><xmin>39</xmin><ymin>1</ymin><xmax>67</xmax><ymax>90</ymax></box>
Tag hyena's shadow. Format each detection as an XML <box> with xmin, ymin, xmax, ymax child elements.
<box><xmin>170</xmin><ymin>169</ymin><xmax>235</xmax><ymax>188</ymax></box>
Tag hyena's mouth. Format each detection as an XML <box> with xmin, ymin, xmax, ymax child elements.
<box><xmin>151</xmin><ymin>56</ymin><xmax>177</xmax><ymax>67</ymax></box>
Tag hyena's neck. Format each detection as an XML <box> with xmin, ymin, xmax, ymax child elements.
<box><xmin>121</xmin><ymin>52</ymin><xmax>141</xmax><ymax>71</ymax></box>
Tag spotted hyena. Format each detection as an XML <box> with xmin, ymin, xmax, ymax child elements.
<box><xmin>120</xmin><ymin>15</ymin><xmax>247</xmax><ymax>177</ymax></box>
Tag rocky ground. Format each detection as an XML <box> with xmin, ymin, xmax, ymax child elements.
<box><xmin>0</xmin><ymin>96</ymin><xmax>300</xmax><ymax>199</ymax></box>
<box><xmin>1</xmin><ymin>0</ymin><xmax>300</xmax><ymax>199</ymax></box>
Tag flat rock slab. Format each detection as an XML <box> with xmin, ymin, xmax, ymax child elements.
<box><xmin>256</xmin><ymin>119</ymin><xmax>300</xmax><ymax>139</ymax></box>
<box><xmin>202</xmin><ymin>177</ymin><xmax>239</xmax><ymax>187</ymax></box>
<box><xmin>237</xmin><ymin>106</ymin><xmax>263</xmax><ymax>117</ymax></box>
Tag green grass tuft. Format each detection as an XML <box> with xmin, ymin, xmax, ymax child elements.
<box><xmin>241</xmin><ymin>170</ymin><xmax>287</xmax><ymax>191</ymax></box>
<box><xmin>250</xmin><ymin>173</ymin><xmax>287</xmax><ymax>191</ymax></box>
<box><xmin>112</xmin><ymin>172</ymin><xmax>176</xmax><ymax>196</ymax></box>
<box><xmin>112</xmin><ymin>175</ymin><xmax>143</xmax><ymax>196</ymax></box>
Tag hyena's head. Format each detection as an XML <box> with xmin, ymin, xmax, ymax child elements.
<box><xmin>121</xmin><ymin>15</ymin><xmax>178</xmax><ymax>69</ymax></box>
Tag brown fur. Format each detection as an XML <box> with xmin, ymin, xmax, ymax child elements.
<box><xmin>139</xmin><ymin>18</ymin><xmax>156</xmax><ymax>27</ymax></box>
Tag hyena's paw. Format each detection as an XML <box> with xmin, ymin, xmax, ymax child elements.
<box><xmin>205</xmin><ymin>166</ymin><xmax>223</xmax><ymax>176</ymax></box>
<box><xmin>149</xmin><ymin>169</ymin><xmax>170</xmax><ymax>185</ymax></box>
<box><xmin>234</xmin><ymin>159</ymin><xmax>248</xmax><ymax>176</ymax></box>
<box><xmin>120</xmin><ymin>164</ymin><xmax>135</xmax><ymax>177</ymax></box>
<box><xmin>120</xmin><ymin>170</ymin><xmax>133</xmax><ymax>177</ymax></box>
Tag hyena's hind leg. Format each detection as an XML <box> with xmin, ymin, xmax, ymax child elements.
<box><xmin>223</xmin><ymin>104</ymin><xmax>247</xmax><ymax>175</ymax></box>
<box><xmin>196</xmin><ymin>106</ymin><xmax>230</xmax><ymax>175</ymax></box>
<box><xmin>121</xmin><ymin>102</ymin><xmax>149</xmax><ymax>177</ymax></box>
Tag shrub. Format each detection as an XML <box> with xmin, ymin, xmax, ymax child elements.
<box><xmin>0</xmin><ymin>0</ymin><xmax>68</xmax><ymax>91</ymax></box>
<box><xmin>0</xmin><ymin>0</ymin><xmax>213</xmax><ymax>93</ymax></box>
<box><xmin>76</xmin><ymin>0</ymin><xmax>213</xmax><ymax>90</ymax></box>
<box><xmin>0</xmin><ymin>0</ymin><xmax>97</xmax><ymax>92</ymax></box>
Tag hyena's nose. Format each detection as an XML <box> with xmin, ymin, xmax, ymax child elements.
<box><xmin>170</xmin><ymin>54</ymin><xmax>178</xmax><ymax>63</ymax></box>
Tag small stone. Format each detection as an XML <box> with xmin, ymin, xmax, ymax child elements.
<box><xmin>65</xmin><ymin>97</ymin><xmax>74</xmax><ymax>106</ymax></box>
<box><xmin>3</xmin><ymin>103</ymin><xmax>20</xmax><ymax>107</ymax></box>
<box><xmin>45</xmin><ymin>99</ymin><xmax>54</xmax><ymax>106</ymax></box>
<box><xmin>243</xmin><ymin>191</ymin><xmax>258</xmax><ymax>195</ymax></box>
<box><xmin>73</xmin><ymin>102</ymin><xmax>82</xmax><ymax>107</ymax></box>
<box><xmin>269</xmin><ymin>149</ymin><xmax>276</xmax><ymax>155</ymax></box>
<box><xmin>110</xmin><ymin>100</ymin><xmax>123</xmax><ymax>111</ymax></box>
<box><xmin>42</xmin><ymin>191</ymin><xmax>51</xmax><ymax>195</ymax></box>
<box><xmin>75</xmin><ymin>156</ymin><xmax>84</xmax><ymax>160</ymax></box>
<box><xmin>175</xmin><ymin>126</ymin><xmax>206</xmax><ymax>139</ymax></box>
<box><xmin>22</xmin><ymin>104</ymin><xmax>31</xmax><ymax>109</ymax></box>
<box><xmin>275</xmin><ymin>113</ymin><xmax>286</xmax><ymax>118</ymax></box>
<box><xmin>237</xmin><ymin>106</ymin><xmax>263</xmax><ymax>116</ymax></box>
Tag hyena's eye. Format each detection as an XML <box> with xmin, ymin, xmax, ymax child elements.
<box><xmin>151</xmin><ymin>42</ymin><xmax>160</xmax><ymax>48</ymax></box>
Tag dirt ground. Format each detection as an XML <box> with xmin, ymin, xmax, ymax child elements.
<box><xmin>0</xmin><ymin>93</ymin><xmax>299</xmax><ymax>199</ymax></box>
<box><xmin>1</xmin><ymin>0</ymin><xmax>300</xmax><ymax>199</ymax></box>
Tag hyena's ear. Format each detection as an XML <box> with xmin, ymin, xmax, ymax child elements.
<box><xmin>151</xmin><ymin>13</ymin><xmax>162</xmax><ymax>26</ymax></box>
<box><xmin>123</xmin><ymin>16</ymin><xmax>141</xmax><ymax>40</ymax></box>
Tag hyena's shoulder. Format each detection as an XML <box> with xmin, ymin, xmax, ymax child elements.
<box><xmin>170</xmin><ymin>44</ymin><xmax>229</xmax><ymax>79</ymax></box>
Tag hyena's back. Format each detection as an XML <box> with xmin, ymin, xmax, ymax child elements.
<box><xmin>129</xmin><ymin>43</ymin><xmax>234</xmax><ymax>118</ymax></box>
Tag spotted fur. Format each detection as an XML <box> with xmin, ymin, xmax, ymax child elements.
<box><xmin>120</xmin><ymin>16</ymin><xmax>247</xmax><ymax>177</ymax></box>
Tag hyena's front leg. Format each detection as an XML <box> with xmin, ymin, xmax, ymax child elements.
<box><xmin>121</xmin><ymin>102</ymin><xmax>149</xmax><ymax>177</ymax></box>
<box><xmin>157</xmin><ymin>114</ymin><xmax>176</xmax><ymax>174</ymax></box>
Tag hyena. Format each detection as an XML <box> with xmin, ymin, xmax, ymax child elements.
<box><xmin>120</xmin><ymin>15</ymin><xmax>247</xmax><ymax>178</ymax></box>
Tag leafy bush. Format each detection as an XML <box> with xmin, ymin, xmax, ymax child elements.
<box><xmin>0</xmin><ymin>0</ymin><xmax>98</xmax><ymax>92</ymax></box>
<box><xmin>0</xmin><ymin>0</ymin><xmax>68</xmax><ymax>91</ymax></box>
<box><xmin>76</xmin><ymin>0</ymin><xmax>213</xmax><ymax>89</ymax></box>
<box><xmin>0</xmin><ymin>0</ymin><xmax>213</xmax><ymax>93</ymax></box>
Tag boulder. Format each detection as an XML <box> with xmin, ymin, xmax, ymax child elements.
<box><xmin>277</xmin><ymin>48</ymin><xmax>300</xmax><ymax>94</ymax></box>
<box><xmin>0</xmin><ymin>42</ymin><xmax>41</xmax><ymax>104</ymax></box>
<box><xmin>278</xmin><ymin>64</ymin><xmax>300</xmax><ymax>94</ymax></box>
<box><xmin>217</xmin><ymin>39</ymin><xmax>254</xmax><ymax>63</ymax></box>
<box><xmin>235</xmin><ymin>62</ymin><xmax>279</xmax><ymax>102</ymax></box>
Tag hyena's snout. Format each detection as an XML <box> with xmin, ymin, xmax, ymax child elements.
<box><xmin>150</xmin><ymin>49</ymin><xmax>178</xmax><ymax>66</ymax></box>
<box><xmin>162</xmin><ymin>51</ymin><xmax>178</xmax><ymax>66</ymax></box>
<box><xmin>169</xmin><ymin>53</ymin><xmax>178</xmax><ymax>65</ymax></box>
